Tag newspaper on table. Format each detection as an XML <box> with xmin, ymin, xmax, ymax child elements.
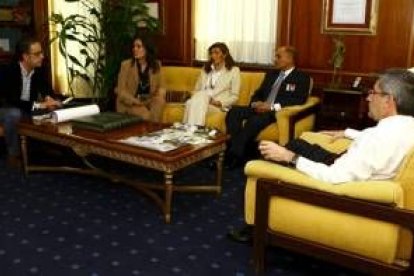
<box><xmin>119</xmin><ymin>123</ymin><xmax>218</xmax><ymax>152</ymax></box>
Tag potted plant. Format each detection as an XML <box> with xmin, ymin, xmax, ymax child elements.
<box><xmin>329</xmin><ymin>35</ymin><xmax>345</xmax><ymax>88</ymax></box>
<box><xmin>49</xmin><ymin>0</ymin><xmax>159</xmax><ymax>107</ymax></box>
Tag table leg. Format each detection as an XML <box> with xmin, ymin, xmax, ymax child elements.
<box><xmin>20</xmin><ymin>135</ymin><xmax>28</xmax><ymax>176</ymax></box>
<box><xmin>164</xmin><ymin>172</ymin><xmax>173</xmax><ymax>223</ymax></box>
<box><xmin>215</xmin><ymin>151</ymin><xmax>224</xmax><ymax>195</ymax></box>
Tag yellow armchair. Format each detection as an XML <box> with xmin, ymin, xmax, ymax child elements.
<box><xmin>244</xmin><ymin>132</ymin><xmax>414</xmax><ymax>275</ymax></box>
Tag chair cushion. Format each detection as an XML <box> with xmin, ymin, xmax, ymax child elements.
<box><xmin>238</xmin><ymin>72</ymin><xmax>265</xmax><ymax>105</ymax></box>
<box><xmin>162</xmin><ymin>103</ymin><xmax>185</xmax><ymax>124</ymax></box>
<box><xmin>266</xmin><ymin>195</ymin><xmax>399</xmax><ymax>264</ymax></box>
<box><xmin>205</xmin><ymin>111</ymin><xmax>226</xmax><ymax>132</ymax></box>
<box><xmin>162</xmin><ymin>67</ymin><xmax>200</xmax><ymax>93</ymax></box>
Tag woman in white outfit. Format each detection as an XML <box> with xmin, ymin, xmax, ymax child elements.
<box><xmin>183</xmin><ymin>42</ymin><xmax>240</xmax><ymax>126</ymax></box>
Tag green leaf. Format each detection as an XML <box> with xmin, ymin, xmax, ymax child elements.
<box><xmin>49</xmin><ymin>0</ymin><xmax>160</xmax><ymax>100</ymax></box>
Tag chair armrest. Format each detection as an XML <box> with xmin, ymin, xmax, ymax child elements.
<box><xmin>245</xmin><ymin>160</ymin><xmax>403</xmax><ymax>205</ymax></box>
<box><xmin>276</xmin><ymin>96</ymin><xmax>321</xmax><ymax>145</ymax></box>
<box><xmin>299</xmin><ymin>132</ymin><xmax>352</xmax><ymax>154</ymax></box>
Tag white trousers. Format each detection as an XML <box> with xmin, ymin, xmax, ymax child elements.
<box><xmin>183</xmin><ymin>91</ymin><xmax>220</xmax><ymax>126</ymax></box>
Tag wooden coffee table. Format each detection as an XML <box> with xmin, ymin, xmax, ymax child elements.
<box><xmin>18</xmin><ymin>120</ymin><xmax>227</xmax><ymax>223</ymax></box>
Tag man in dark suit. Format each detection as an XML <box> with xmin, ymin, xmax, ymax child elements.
<box><xmin>0</xmin><ymin>36</ymin><xmax>61</xmax><ymax>167</ymax></box>
<box><xmin>225</xmin><ymin>46</ymin><xmax>310</xmax><ymax>166</ymax></box>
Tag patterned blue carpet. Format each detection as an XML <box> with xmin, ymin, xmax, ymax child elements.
<box><xmin>0</xmin><ymin>150</ymin><xmax>364</xmax><ymax>276</ymax></box>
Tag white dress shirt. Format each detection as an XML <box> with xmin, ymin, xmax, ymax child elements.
<box><xmin>204</xmin><ymin>65</ymin><xmax>225</xmax><ymax>97</ymax></box>
<box><xmin>20</xmin><ymin>63</ymin><xmax>34</xmax><ymax>101</ymax></box>
<box><xmin>296</xmin><ymin>115</ymin><xmax>414</xmax><ymax>184</ymax></box>
<box><xmin>272</xmin><ymin>67</ymin><xmax>294</xmax><ymax>112</ymax></box>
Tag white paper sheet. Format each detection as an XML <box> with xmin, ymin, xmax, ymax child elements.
<box><xmin>332</xmin><ymin>0</ymin><xmax>367</xmax><ymax>24</ymax></box>
<box><xmin>0</xmin><ymin>39</ymin><xmax>10</xmax><ymax>52</ymax></box>
<box><xmin>51</xmin><ymin>104</ymin><xmax>100</xmax><ymax>123</ymax></box>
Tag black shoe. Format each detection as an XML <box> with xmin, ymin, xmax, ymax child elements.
<box><xmin>227</xmin><ymin>225</ymin><xmax>253</xmax><ymax>244</ymax></box>
<box><xmin>224</xmin><ymin>156</ymin><xmax>244</xmax><ymax>170</ymax></box>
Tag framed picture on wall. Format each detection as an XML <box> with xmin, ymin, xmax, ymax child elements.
<box><xmin>0</xmin><ymin>4</ymin><xmax>32</xmax><ymax>25</ymax></box>
<box><xmin>0</xmin><ymin>7</ymin><xmax>14</xmax><ymax>22</ymax></box>
<box><xmin>0</xmin><ymin>38</ymin><xmax>10</xmax><ymax>52</ymax></box>
<box><xmin>321</xmin><ymin>0</ymin><xmax>379</xmax><ymax>35</ymax></box>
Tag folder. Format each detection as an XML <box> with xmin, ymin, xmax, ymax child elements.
<box><xmin>71</xmin><ymin>112</ymin><xmax>142</xmax><ymax>132</ymax></box>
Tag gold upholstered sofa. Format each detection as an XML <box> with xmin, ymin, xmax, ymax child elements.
<box><xmin>244</xmin><ymin>131</ymin><xmax>414</xmax><ymax>275</ymax></box>
<box><xmin>160</xmin><ymin>66</ymin><xmax>320</xmax><ymax>145</ymax></box>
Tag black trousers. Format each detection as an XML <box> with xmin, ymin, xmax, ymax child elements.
<box><xmin>285</xmin><ymin>139</ymin><xmax>342</xmax><ymax>165</ymax></box>
<box><xmin>225</xmin><ymin>106</ymin><xmax>276</xmax><ymax>159</ymax></box>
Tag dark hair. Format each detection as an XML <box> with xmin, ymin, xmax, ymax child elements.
<box><xmin>15</xmin><ymin>36</ymin><xmax>40</xmax><ymax>61</ymax></box>
<box><xmin>281</xmin><ymin>46</ymin><xmax>297</xmax><ymax>63</ymax></box>
<box><xmin>377</xmin><ymin>68</ymin><xmax>414</xmax><ymax>116</ymax></box>
<box><xmin>203</xmin><ymin>42</ymin><xmax>235</xmax><ymax>73</ymax></box>
<box><xmin>129</xmin><ymin>34</ymin><xmax>160</xmax><ymax>73</ymax></box>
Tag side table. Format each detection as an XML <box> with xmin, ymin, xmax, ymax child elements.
<box><xmin>317</xmin><ymin>87</ymin><xmax>372</xmax><ymax>130</ymax></box>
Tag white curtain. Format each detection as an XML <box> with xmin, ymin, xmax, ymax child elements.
<box><xmin>48</xmin><ymin>0</ymin><xmax>100</xmax><ymax>97</ymax></box>
<box><xmin>194</xmin><ymin>0</ymin><xmax>278</xmax><ymax>64</ymax></box>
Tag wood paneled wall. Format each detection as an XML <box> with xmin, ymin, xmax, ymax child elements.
<box><xmin>286</xmin><ymin>0</ymin><xmax>414</xmax><ymax>87</ymax></box>
<box><xmin>155</xmin><ymin>0</ymin><xmax>193</xmax><ymax>65</ymax></box>
<box><xmin>157</xmin><ymin>0</ymin><xmax>414</xmax><ymax>87</ymax></box>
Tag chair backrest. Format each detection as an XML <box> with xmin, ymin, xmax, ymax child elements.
<box><xmin>161</xmin><ymin>66</ymin><xmax>200</xmax><ymax>93</ymax></box>
<box><xmin>394</xmin><ymin>146</ymin><xmax>414</xmax><ymax>209</ymax></box>
<box><xmin>238</xmin><ymin>71</ymin><xmax>265</xmax><ymax>105</ymax></box>
<box><xmin>239</xmin><ymin>73</ymin><xmax>313</xmax><ymax>106</ymax></box>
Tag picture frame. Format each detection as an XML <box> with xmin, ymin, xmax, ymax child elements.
<box><xmin>0</xmin><ymin>4</ymin><xmax>32</xmax><ymax>25</ymax></box>
<box><xmin>0</xmin><ymin>38</ymin><xmax>10</xmax><ymax>52</ymax></box>
<box><xmin>321</xmin><ymin>0</ymin><xmax>379</xmax><ymax>35</ymax></box>
<box><xmin>0</xmin><ymin>7</ymin><xmax>14</xmax><ymax>22</ymax></box>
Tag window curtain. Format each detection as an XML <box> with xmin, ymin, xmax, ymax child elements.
<box><xmin>194</xmin><ymin>0</ymin><xmax>278</xmax><ymax>64</ymax></box>
<box><xmin>48</xmin><ymin>0</ymin><xmax>100</xmax><ymax>97</ymax></box>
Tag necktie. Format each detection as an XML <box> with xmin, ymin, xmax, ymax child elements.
<box><xmin>266</xmin><ymin>72</ymin><xmax>285</xmax><ymax>104</ymax></box>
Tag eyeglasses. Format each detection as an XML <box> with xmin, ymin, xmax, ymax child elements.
<box><xmin>28</xmin><ymin>51</ymin><xmax>44</xmax><ymax>57</ymax></box>
<box><xmin>365</xmin><ymin>89</ymin><xmax>390</xmax><ymax>96</ymax></box>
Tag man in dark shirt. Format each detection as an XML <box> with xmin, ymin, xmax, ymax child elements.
<box><xmin>225</xmin><ymin>46</ymin><xmax>311</xmax><ymax>167</ymax></box>
<box><xmin>0</xmin><ymin>37</ymin><xmax>61</xmax><ymax>167</ymax></box>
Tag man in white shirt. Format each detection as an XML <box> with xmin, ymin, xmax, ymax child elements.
<box><xmin>228</xmin><ymin>68</ymin><xmax>414</xmax><ymax>244</ymax></box>
<box><xmin>259</xmin><ymin>68</ymin><xmax>414</xmax><ymax>184</ymax></box>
